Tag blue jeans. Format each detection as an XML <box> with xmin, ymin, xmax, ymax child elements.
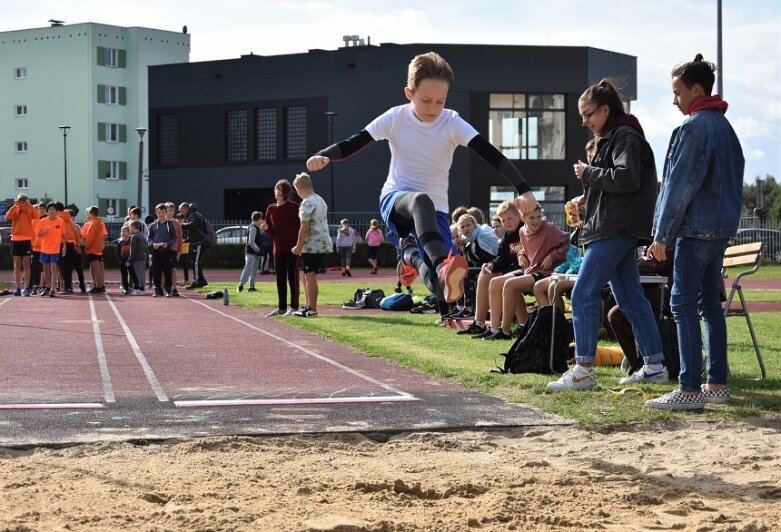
<box><xmin>671</xmin><ymin>238</ymin><xmax>728</xmax><ymax>392</ymax></box>
<box><xmin>572</xmin><ymin>237</ymin><xmax>664</xmax><ymax>366</ymax></box>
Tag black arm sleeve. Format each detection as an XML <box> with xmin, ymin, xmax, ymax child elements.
<box><xmin>467</xmin><ymin>135</ymin><xmax>531</xmax><ymax>195</ymax></box>
<box><xmin>315</xmin><ymin>130</ymin><xmax>375</xmax><ymax>162</ymax></box>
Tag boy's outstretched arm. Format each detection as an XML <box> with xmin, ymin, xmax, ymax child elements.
<box><xmin>467</xmin><ymin>135</ymin><xmax>538</xmax><ymax>212</ymax></box>
<box><xmin>306</xmin><ymin>130</ymin><xmax>376</xmax><ymax>172</ymax></box>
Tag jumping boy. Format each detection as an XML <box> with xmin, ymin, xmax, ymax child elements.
<box><xmin>290</xmin><ymin>172</ymin><xmax>332</xmax><ymax>318</ymax></box>
<box><xmin>306</xmin><ymin>51</ymin><xmax>536</xmax><ymax>304</ymax></box>
<box><xmin>36</xmin><ymin>202</ymin><xmax>65</xmax><ymax>298</ymax></box>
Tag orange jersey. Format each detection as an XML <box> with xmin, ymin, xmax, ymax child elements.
<box><xmin>57</xmin><ymin>211</ymin><xmax>80</xmax><ymax>244</ymax></box>
<box><xmin>83</xmin><ymin>217</ymin><xmax>106</xmax><ymax>255</ymax></box>
<box><xmin>37</xmin><ymin>217</ymin><xmax>65</xmax><ymax>254</ymax></box>
<box><xmin>31</xmin><ymin>215</ymin><xmax>45</xmax><ymax>251</ymax></box>
<box><xmin>6</xmin><ymin>202</ymin><xmax>36</xmax><ymax>241</ymax></box>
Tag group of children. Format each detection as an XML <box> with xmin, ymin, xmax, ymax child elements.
<box><xmin>6</xmin><ymin>195</ymin><xmax>108</xmax><ymax>297</ymax></box>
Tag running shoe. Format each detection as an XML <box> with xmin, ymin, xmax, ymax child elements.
<box><xmin>266</xmin><ymin>308</ymin><xmax>283</xmax><ymax>317</ymax></box>
<box><xmin>437</xmin><ymin>251</ymin><xmax>468</xmax><ymax>304</ymax></box>
<box><xmin>396</xmin><ymin>261</ymin><xmax>418</xmax><ymax>288</ymax></box>
<box><xmin>547</xmin><ymin>365</ymin><xmax>597</xmax><ymax>391</ymax></box>
<box><xmin>22</xmin><ymin>288</ymin><xmax>31</xmax><ymax>297</ymax></box>
<box><xmin>12</xmin><ymin>288</ymin><xmax>21</xmax><ymax>297</ymax></box>
<box><xmin>618</xmin><ymin>365</ymin><xmax>669</xmax><ymax>385</ymax></box>
<box><xmin>483</xmin><ymin>329</ymin><xmax>513</xmax><ymax>341</ymax></box>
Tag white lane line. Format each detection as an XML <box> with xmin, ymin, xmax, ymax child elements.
<box><xmin>176</xmin><ymin>395</ymin><xmax>421</xmax><ymax>408</ymax></box>
<box><xmin>186</xmin><ymin>297</ymin><xmax>415</xmax><ymax>399</ymax></box>
<box><xmin>104</xmin><ymin>293</ymin><xmax>169</xmax><ymax>402</ymax></box>
<box><xmin>0</xmin><ymin>297</ymin><xmax>13</xmax><ymax>308</ymax></box>
<box><xmin>0</xmin><ymin>402</ymin><xmax>104</xmax><ymax>410</ymax></box>
<box><xmin>88</xmin><ymin>294</ymin><xmax>116</xmax><ymax>403</ymax></box>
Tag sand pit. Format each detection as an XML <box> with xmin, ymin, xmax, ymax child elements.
<box><xmin>1</xmin><ymin>419</ymin><xmax>779</xmax><ymax>531</ymax></box>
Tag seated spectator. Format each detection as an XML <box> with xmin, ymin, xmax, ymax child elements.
<box><xmin>456</xmin><ymin>200</ymin><xmax>523</xmax><ymax>337</ymax></box>
<box><xmin>447</xmin><ymin>213</ymin><xmax>498</xmax><ymax>319</ymax></box>
<box><xmin>490</xmin><ymin>216</ymin><xmax>505</xmax><ymax>240</ymax></box>
<box><xmin>533</xmin><ymin>244</ymin><xmax>583</xmax><ymax>311</ymax></box>
<box><xmin>482</xmin><ymin>206</ymin><xmax>569</xmax><ymax>340</ymax></box>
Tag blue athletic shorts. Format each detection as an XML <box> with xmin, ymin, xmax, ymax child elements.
<box><xmin>379</xmin><ymin>191</ymin><xmax>456</xmax><ymax>263</ymax></box>
<box><xmin>39</xmin><ymin>252</ymin><xmax>60</xmax><ymax>264</ymax></box>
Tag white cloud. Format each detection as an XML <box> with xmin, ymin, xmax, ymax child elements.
<box><xmin>745</xmin><ymin>148</ymin><xmax>766</xmax><ymax>161</ymax></box>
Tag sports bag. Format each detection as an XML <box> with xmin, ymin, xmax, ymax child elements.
<box><xmin>379</xmin><ymin>292</ymin><xmax>413</xmax><ymax>311</ymax></box>
<box><xmin>494</xmin><ymin>305</ymin><xmax>572</xmax><ymax>374</ymax></box>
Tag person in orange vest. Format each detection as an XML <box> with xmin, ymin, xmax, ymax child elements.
<box><xmin>30</xmin><ymin>202</ymin><xmax>48</xmax><ymax>293</ymax></box>
<box><xmin>82</xmin><ymin>206</ymin><xmax>107</xmax><ymax>293</ymax></box>
<box><xmin>36</xmin><ymin>202</ymin><xmax>66</xmax><ymax>298</ymax></box>
<box><xmin>5</xmin><ymin>194</ymin><xmax>36</xmax><ymax>296</ymax></box>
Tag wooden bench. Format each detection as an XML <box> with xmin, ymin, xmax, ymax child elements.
<box><xmin>722</xmin><ymin>241</ymin><xmax>765</xmax><ymax>379</ymax></box>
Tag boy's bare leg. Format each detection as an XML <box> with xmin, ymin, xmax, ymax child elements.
<box><xmin>474</xmin><ymin>270</ymin><xmax>496</xmax><ymax>323</ymax></box>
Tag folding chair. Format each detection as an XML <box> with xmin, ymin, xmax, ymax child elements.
<box><xmin>722</xmin><ymin>242</ymin><xmax>765</xmax><ymax>380</ymax></box>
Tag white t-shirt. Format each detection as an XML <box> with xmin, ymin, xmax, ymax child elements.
<box><xmin>365</xmin><ymin>104</ymin><xmax>478</xmax><ymax>213</ymax></box>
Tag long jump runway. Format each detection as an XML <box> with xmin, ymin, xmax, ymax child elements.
<box><xmin>0</xmin><ymin>293</ymin><xmax>567</xmax><ymax>446</ymax></box>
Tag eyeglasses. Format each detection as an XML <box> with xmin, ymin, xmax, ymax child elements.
<box><xmin>580</xmin><ymin>105</ymin><xmax>603</xmax><ymax>124</ymax></box>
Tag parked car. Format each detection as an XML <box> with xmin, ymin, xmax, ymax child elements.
<box><xmin>215</xmin><ymin>225</ymin><xmax>248</xmax><ymax>244</ymax></box>
<box><xmin>732</xmin><ymin>228</ymin><xmax>781</xmax><ymax>263</ymax></box>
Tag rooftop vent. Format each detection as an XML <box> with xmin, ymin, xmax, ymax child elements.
<box><xmin>341</xmin><ymin>35</ymin><xmax>370</xmax><ymax>48</ymax></box>
<box><xmin>49</xmin><ymin>19</ymin><xmax>65</xmax><ymax>27</ymax></box>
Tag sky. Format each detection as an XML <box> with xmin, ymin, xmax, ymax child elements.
<box><xmin>4</xmin><ymin>0</ymin><xmax>780</xmax><ymax>183</ymax></box>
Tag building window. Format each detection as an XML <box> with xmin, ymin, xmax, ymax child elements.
<box><xmin>106</xmin><ymin>85</ymin><xmax>118</xmax><ymax>104</ymax></box>
<box><xmin>488</xmin><ymin>93</ymin><xmax>565</xmax><ymax>160</ymax></box>
<box><xmin>15</xmin><ymin>141</ymin><xmax>28</xmax><ymax>153</ymax></box>
<box><xmin>254</xmin><ymin>107</ymin><xmax>277</xmax><ymax>161</ymax></box>
<box><xmin>106</xmin><ymin>48</ymin><xmax>118</xmax><ymax>67</ymax></box>
<box><xmin>157</xmin><ymin>114</ymin><xmax>178</xmax><ymax>165</ymax></box>
<box><xmin>15</xmin><ymin>178</ymin><xmax>29</xmax><ymax>189</ymax></box>
<box><xmin>98</xmin><ymin>160</ymin><xmax>125</xmax><ymax>180</ymax></box>
<box><xmin>98</xmin><ymin>198</ymin><xmax>126</xmax><ymax>219</ymax></box>
<box><xmin>225</xmin><ymin>109</ymin><xmax>248</xmax><ymax>162</ymax></box>
<box><xmin>98</xmin><ymin>122</ymin><xmax>126</xmax><ymax>143</ymax></box>
<box><xmin>283</xmin><ymin>105</ymin><xmax>307</xmax><ymax>159</ymax></box>
<box><xmin>14</xmin><ymin>105</ymin><xmax>27</xmax><ymax>116</ymax></box>
<box><xmin>97</xmin><ymin>47</ymin><xmax>126</xmax><ymax>68</ymax></box>
<box><xmin>14</xmin><ymin>67</ymin><xmax>27</xmax><ymax>79</ymax></box>
<box><xmin>489</xmin><ymin>185</ymin><xmax>567</xmax><ymax>227</ymax></box>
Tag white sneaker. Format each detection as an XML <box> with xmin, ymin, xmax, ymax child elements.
<box><xmin>619</xmin><ymin>365</ymin><xmax>669</xmax><ymax>385</ymax></box>
<box><xmin>131</xmin><ymin>289</ymin><xmax>144</xmax><ymax>295</ymax></box>
<box><xmin>266</xmin><ymin>308</ymin><xmax>283</xmax><ymax>317</ymax></box>
<box><xmin>547</xmin><ymin>365</ymin><xmax>597</xmax><ymax>392</ymax></box>
<box><xmin>283</xmin><ymin>308</ymin><xmax>297</xmax><ymax>316</ymax></box>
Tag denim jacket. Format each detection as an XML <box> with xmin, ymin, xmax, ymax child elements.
<box><xmin>653</xmin><ymin>109</ymin><xmax>744</xmax><ymax>244</ymax></box>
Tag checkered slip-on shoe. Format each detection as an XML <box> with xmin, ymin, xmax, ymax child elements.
<box><xmin>645</xmin><ymin>389</ymin><xmax>704</xmax><ymax>411</ymax></box>
<box><xmin>701</xmin><ymin>385</ymin><xmax>731</xmax><ymax>404</ymax></box>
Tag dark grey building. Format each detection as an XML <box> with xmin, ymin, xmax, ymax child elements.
<box><xmin>148</xmin><ymin>42</ymin><xmax>636</xmax><ymax>221</ymax></box>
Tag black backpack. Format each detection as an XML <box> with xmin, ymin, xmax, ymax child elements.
<box><xmin>344</xmin><ymin>288</ymin><xmax>386</xmax><ymax>309</ymax></box>
<box><xmin>494</xmin><ymin>305</ymin><xmax>573</xmax><ymax>374</ymax></box>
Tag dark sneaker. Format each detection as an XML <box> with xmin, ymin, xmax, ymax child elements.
<box><xmin>237</xmin><ymin>284</ymin><xmax>244</xmax><ymax>292</ymax></box>
<box><xmin>399</xmin><ymin>235</ymin><xmax>419</xmax><ymax>266</ymax></box>
<box><xmin>456</xmin><ymin>322</ymin><xmax>486</xmax><ymax>336</ymax></box>
<box><xmin>449</xmin><ymin>307</ymin><xmax>474</xmax><ymax>320</ymax></box>
<box><xmin>186</xmin><ymin>282</ymin><xmax>199</xmax><ymax>290</ymax></box>
<box><xmin>342</xmin><ymin>300</ymin><xmax>365</xmax><ymax>310</ymax></box>
<box><xmin>171</xmin><ymin>290</ymin><xmax>181</xmax><ymax>297</ymax></box>
<box><xmin>48</xmin><ymin>290</ymin><xmax>55</xmax><ymax>298</ymax></box>
<box><xmin>471</xmin><ymin>328</ymin><xmax>497</xmax><ymax>340</ymax></box>
<box><xmin>12</xmin><ymin>288</ymin><xmax>21</xmax><ymax>297</ymax></box>
<box><xmin>437</xmin><ymin>252</ymin><xmax>468</xmax><ymax>304</ymax></box>
<box><xmin>293</xmin><ymin>306</ymin><xmax>318</xmax><ymax>317</ymax></box>
<box><xmin>483</xmin><ymin>329</ymin><xmax>513</xmax><ymax>341</ymax></box>
<box><xmin>247</xmin><ymin>287</ymin><xmax>258</xmax><ymax>292</ymax></box>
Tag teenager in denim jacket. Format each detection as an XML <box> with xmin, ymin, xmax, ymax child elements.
<box><xmin>646</xmin><ymin>55</ymin><xmax>744</xmax><ymax>411</ymax></box>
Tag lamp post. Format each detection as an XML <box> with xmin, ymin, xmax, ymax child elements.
<box><xmin>135</xmin><ymin>127</ymin><xmax>148</xmax><ymax>213</ymax></box>
<box><xmin>58</xmin><ymin>125</ymin><xmax>71</xmax><ymax>206</ymax></box>
<box><xmin>324</xmin><ymin>111</ymin><xmax>338</xmax><ymax>212</ymax></box>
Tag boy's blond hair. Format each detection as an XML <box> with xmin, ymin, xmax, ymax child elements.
<box><xmin>407</xmin><ymin>52</ymin><xmax>454</xmax><ymax>92</ymax></box>
<box><xmin>457</xmin><ymin>213</ymin><xmax>477</xmax><ymax>227</ymax></box>
<box><xmin>495</xmin><ymin>200</ymin><xmax>520</xmax><ymax>218</ymax></box>
<box><xmin>292</xmin><ymin>172</ymin><xmax>313</xmax><ymax>190</ymax></box>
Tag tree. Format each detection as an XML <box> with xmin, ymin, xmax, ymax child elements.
<box><xmin>744</xmin><ymin>175</ymin><xmax>780</xmax><ymax>221</ymax></box>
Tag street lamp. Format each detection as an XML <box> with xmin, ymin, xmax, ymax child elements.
<box><xmin>135</xmin><ymin>127</ymin><xmax>148</xmax><ymax>213</ymax></box>
<box><xmin>324</xmin><ymin>111</ymin><xmax>338</xmax><ymax>212</ymax></box>
<box><xmin>58</xmin><ymin>125</ymin><xmax>71</xmax><ymax>206</ymax></box>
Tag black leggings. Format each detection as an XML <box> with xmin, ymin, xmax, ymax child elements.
<box><xmin>275</xmin><ymin>251</ymin><xmax>300</xmax><ymax>311</ymax></box>
<box><xmin>390</xmin><ymin>192</ymin><xmax>448</xmax><ymax>274</ymax></box>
